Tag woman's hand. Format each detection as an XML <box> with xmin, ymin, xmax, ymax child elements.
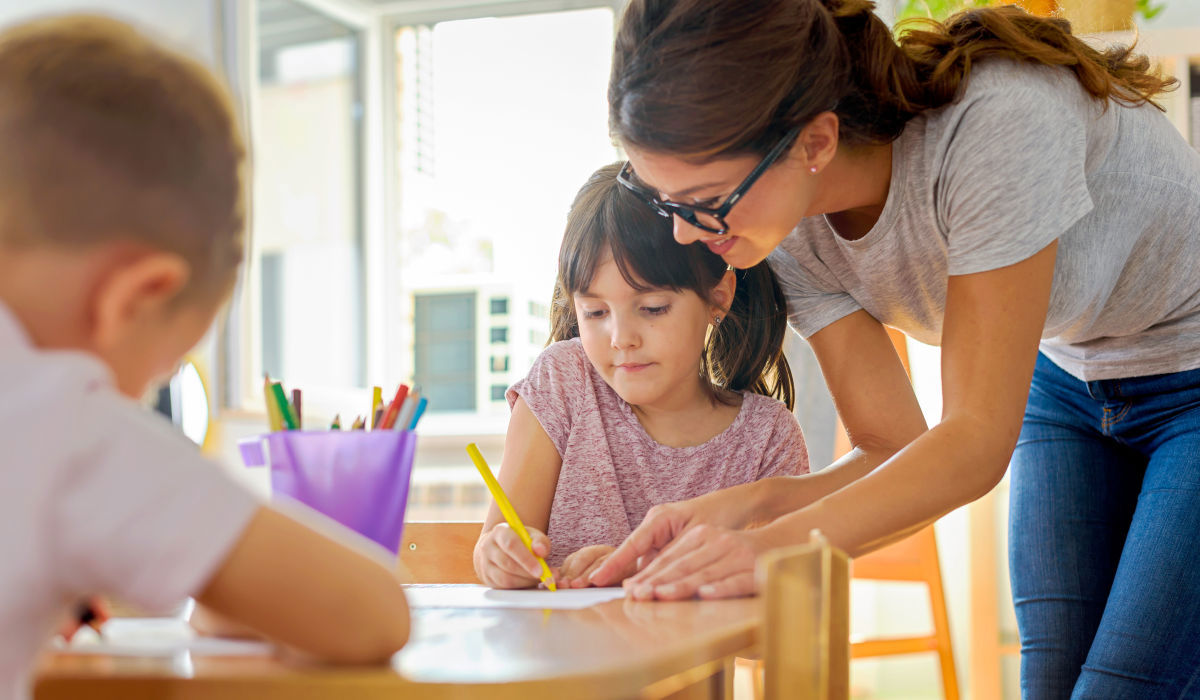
<box><xmin>558</xmin><ymin>545</ymin><xmax>637</xmax><ymax>588</ymax></box>
<box><xmin>474</xmin><ymin>523</ymin><xmax>553</xmax><ymax>589</ymax></box>
<box><xmin>621</xmin><ymin>525</ymin><xmax>777</xmax><ymax>600</ymax></box>
<box><xmin>587</xmin><ymin>485</ymin><xmax>763</xmax><ymax>588</ymax></box>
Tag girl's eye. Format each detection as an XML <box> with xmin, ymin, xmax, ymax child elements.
<box><xmin>691</xmin><ymin>196</ymin><xmax>722</xmax><ymax>209</ymax></box>
<box><xmin>581</xmin><ymin>309</ymin><xmax>607</xmax><ymax>320</ymax></box>
<box><xmin>642</xmin><ymin>305</ymin><xmax>670</xmax><ymax>316</ymax></box>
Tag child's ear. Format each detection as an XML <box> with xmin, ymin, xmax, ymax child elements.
<box><xmin>709</xmin><ymin>268</ymin><xmax>737</xmax><ymax>317</ymax></box>
<box><xmin>92</xmin><ymin>252</ymin><xmax>190</xmax><ymax>351</ymax></box>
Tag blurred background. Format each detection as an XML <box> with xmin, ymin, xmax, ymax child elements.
<box><xmin>4</xmin><ymin>0</ymin><xmax>1197</xmax><ymax>697</ymax></box>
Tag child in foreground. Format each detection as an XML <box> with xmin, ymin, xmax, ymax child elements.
<box><xmin>0</xmin><ymin>16</ymin><xmax>408</xmax><ymax>700</ymax></box>
<box><xmin>473</xmin><ymin>163</ymin><xmax>810</xmax><ymax>589</ymax></box>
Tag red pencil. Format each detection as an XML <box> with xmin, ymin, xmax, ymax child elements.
<box><xmin>378</xmin><ymin>384</ymin><xmax>409</xmax><ymax>430</ymax></box>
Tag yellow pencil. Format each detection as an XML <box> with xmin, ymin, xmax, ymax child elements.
<box><xmin>370</xmin><ymin>386</ymin><xmax>383</xmax><ymax>429</ymax></box>
<box><xmin>263</xmin><ymin>376</ymin><xmax>284</xmax><ymax>432</ymax></box>
<box><xmin>465</xmin><ymin>443</ymin><xmax>556</xmax><ymax>591</ymax></box>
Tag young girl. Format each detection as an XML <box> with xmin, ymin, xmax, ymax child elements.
<box><xmin>473</xmin><ymin>163</ymin><xmax>810</xmax><ymax>589</ymax></box>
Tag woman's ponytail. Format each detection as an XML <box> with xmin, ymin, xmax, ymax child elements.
<box><xmin>611</xmin><ymin>0</ymin><xmax>1178</xmax><ymax>154</ymax></box>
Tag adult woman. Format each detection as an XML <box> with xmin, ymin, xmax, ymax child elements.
<box><xmin>586</xmin><ymin>0</ymin><xmax>1200</xmax><ymax>696</ymax></box>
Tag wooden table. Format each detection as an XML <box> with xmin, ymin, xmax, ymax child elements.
<box><xmin>35</xmin><ymin>592</ymin><xmax>761</xmax><ymax>700</ymax></box>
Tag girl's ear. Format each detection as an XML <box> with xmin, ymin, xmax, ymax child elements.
<box><xmin>709</xmin><ymin>268</ymin><xmax>737</xmax><ymax>318</ymax></box>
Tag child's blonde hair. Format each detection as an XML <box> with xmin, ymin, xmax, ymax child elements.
<box><xmin>0</xmin><ymin>14</ymin><xmax>245</xmax><ymax>301</ymax></box>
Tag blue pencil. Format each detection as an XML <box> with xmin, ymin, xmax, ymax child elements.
<box><xmin>407</xmin><ymin>396</ymin><xmax>428</xmax><ymax>431</ymax></box>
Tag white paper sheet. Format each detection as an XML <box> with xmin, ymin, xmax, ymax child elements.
<box><xmin>51</xmin><ymin>617</ymin><xmax>273</xmax><ymax>657</ymax></box>
<box><xmin>404</xmin><ymin>584</ymin><xmax>627</xmax><ymax>610</ymax></box>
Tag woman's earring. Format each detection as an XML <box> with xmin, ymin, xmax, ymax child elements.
<box><xmin>809</xmin><ymin>166</ymin><xmax>818</xmax><ymax>174</ymax></box>
<box><xmin>713</xmin><ymin>315</ymin><xmax>723</xmax><ymax>327</ymax></box>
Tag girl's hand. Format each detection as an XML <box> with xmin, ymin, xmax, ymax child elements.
<box><xmin>621</xmin><ymin>525</ymin><xmax>775</xmax><ymax>601</ymax></box>
<box><xmin>474</xmin><ymin>523</ymin><xmax>553</xmax><ymax>589</ymax></box>
<box><xmin>588</xmin><ymin>487</ymin><xmax>760</xmax><ymax>588</ymax></box>
<box><xmin>558</xmin><ymin>545</ymin><xmax>638</xmax><ymax>588</ymax></box>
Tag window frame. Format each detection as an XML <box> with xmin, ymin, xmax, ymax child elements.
<box><xmin>218</xmin><ymin>0</ymin><xmax>625</xmax><ymax>426</ymax></box>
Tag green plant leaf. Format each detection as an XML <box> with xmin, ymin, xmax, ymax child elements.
<box><xmin>897</xmin><ymin>0</ymin><xmax>997</xmax><ymax>22</ymax></box>
<box><xmin>1135</xmin><ymin>0</ymin><xmax>1167</xmax><ymax>20</ymax></box>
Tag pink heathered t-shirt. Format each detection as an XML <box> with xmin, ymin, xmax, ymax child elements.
<box><xmin>506</xmin><ymin>338</ymin><xmax>810</xmax><ymax>567</ymax></box>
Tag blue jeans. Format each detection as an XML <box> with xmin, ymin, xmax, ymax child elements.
<box><xmin>1009</xmin><ymin>354</ymin><xmax>1200</xmax><ymax>699</ymax></box>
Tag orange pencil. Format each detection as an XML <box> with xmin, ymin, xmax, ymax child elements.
<box><xmin>379</xmin><ymin>384</ymin><xmax>409</xmax><ymax>430</ymax></box>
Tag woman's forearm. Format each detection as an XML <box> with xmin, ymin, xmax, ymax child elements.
<box><xmin>748</xmin><ymin>443</ymin><xmax>901</xmax><ymax>527</ymax></box>
<box><xmin>758</xmin><ymin>415</ymin><xmax>1011</xmax><ymax>557</ymax></box>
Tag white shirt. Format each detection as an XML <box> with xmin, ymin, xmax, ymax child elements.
<box><xmin>0</xmin><ymin>301</ymin><xmax>259</xmax><ymax>700</ymax></box>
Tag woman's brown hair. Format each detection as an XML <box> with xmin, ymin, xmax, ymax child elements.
<box><xmin>550</xmin><ymin>163</ymin><xmax>795</xmax><ymax>410</ymax></box>
<box><xmin>609</xmin><ymin>0</ymin><xmax>1177</xmax><ymax>156</ymax></box>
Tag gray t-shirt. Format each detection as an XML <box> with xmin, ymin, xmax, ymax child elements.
<box><xmin>769</xmin><ymin>59</ymin><xmax>1200</xmax><ymax>381</ymax></box>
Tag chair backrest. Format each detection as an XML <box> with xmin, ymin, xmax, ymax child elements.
<box><xmin>759</xmin><ymin>533</ymin><xmax>850</xmax><ymax>700</ymax></box>
<box><xmin>851</xmin><ymin>525</ymin><xmax>939</xmax><ymax>582</ymax></box>
<box><xmin>398</xmin><ymin>521</ymin><xmax>483</xmax><ymax>584</ymax></box>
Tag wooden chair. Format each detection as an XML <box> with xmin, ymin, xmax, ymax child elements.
<box><xmin>758</xmin><ymin>532</ymin><xmax>850</xmax><ymax>700</ymax></box>
<box><xmin>398</xmin><ymin>521</ymin><xmax>482</xmax><ymax>583</ymax></box>
<box><xmin>851</xmin><ymin>527</ymin><xmax>959</xmax><ymax>700</ymax></box>
<box><xmin>837</xmin><ymin>328</ymin><xmax>959</xmax><ymax>700</ymax></box>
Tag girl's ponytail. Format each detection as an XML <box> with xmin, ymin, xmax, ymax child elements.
<box><xmin>707</xmin><ymin>263</ymin><xmax>795</xmax><ymax>411</ymax></box>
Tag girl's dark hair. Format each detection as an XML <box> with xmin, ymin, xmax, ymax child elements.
<box><xmin>609</xmin><ymin>0</ymin><xmax>1177</xmax><ymax>156</ymax></box>
<box><xmin>550</xmin><ymin>163</ymin><xmax>794</xmax><ymax>410</ymax></box>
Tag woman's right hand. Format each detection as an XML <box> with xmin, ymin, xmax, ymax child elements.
<box><xmin>588</xmin><ymin>483</ymin><xmax>763</xmax><ymax>588</ymax></box>
<box><xmin>474</xmin><ymin>523</ymin><xmax>553</xmax><ymax>589</ymax></box>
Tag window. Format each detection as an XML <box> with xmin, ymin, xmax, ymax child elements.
<box><xmin>248</xmin><ymin>0</ymin><xmax>365</xmax><ymax>395</ymax></box>
<box><xmin>490</xmin><ymin>384</ymin><xmax>507</xmax><ymax>402</ymax></box>
<box><xmin>231</xmin><ymin>2</ymin><xmax>618</xmax><ymax>522</ymax></box>
<box><xmin>414</xmin><ymin>292</ymin><xmax>476</xmax><ymax>411</ymax></box>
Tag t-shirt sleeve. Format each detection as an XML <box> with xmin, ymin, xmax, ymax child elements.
<box><xmin>506</xmin><ymin>339</ymin><xmax>589</xmax><ymax>457</ymax></box>
<box><xmin>936</xmin><ymin>67</ymin><xmax>1094</xmax><ymax>275</ymax></box>
<box><xmin>52</xmin><ymin>395</ymin><xmax>261</xmax><ymax>612</ymax></box>
<box><xmin>755</xmin><ymin>399</ymin><xmax>811</xmax><ymax>478</ymax></box>
<box><xmin>767</xmin><ymin>244</ymin><xmax>863</xmax><ymax>339</ymax></box>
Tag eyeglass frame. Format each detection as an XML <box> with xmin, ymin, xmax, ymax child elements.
<box><xmin>616</xmin><ymin>123</ymin><xmax>804</xmax><ymax>236</ymax></box>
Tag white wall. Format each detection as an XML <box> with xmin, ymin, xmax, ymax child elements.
<box><xmin>1144</xmin><ymin>0</ymin><xmax>1200</xmax><ymax>30</ymax></box>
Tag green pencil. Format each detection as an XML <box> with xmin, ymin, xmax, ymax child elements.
<box><xmin>269</xmin><ymin>382</ymin><xmax>298</xmax><ymax>430</ymax></box>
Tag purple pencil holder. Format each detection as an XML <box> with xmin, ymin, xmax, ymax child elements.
<box><xmin>239</xmin><ymin>431</ymin><xmax>416</xmax><ymax>555</ymax></box>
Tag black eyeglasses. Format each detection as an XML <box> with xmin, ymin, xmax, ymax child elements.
<box><xmin>617</xmin><ymin>124</ymin><xmax>802</xmax><ymax>236</ymax></box>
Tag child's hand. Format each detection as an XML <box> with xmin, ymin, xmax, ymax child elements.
<box><xmin>474</xmin><ymin>523</ymin><xmax>552</xmax><ymax>589</ymax></box>
<box><xmin>59</xmin><ymin>596</ymin><xmax>109</xmax><ymax>641</ymax></box>
<box><xmin>558</xmin><ymin>545</ymin><xmax>637</xmax><ymax>588</ymax></box>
